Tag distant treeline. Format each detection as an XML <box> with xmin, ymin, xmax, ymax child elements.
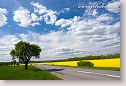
<box><xmin>0</xmin><ymin>53</ymin><xmax>120</xmax><ymax>64</ymax></box>
<box><xmin>66</xmin><ymin>53</ymin><xmax>120</xmax><ymax>61</ymax></box>
<box><xmin>0</xmin><ymin>62</ymin><xmax>19</xmax><ymax>66</ymax></box>
<box><xmin>34</xmin><ymin>53</ymin><xmax>120</xmax><ymax>63</ymax></box>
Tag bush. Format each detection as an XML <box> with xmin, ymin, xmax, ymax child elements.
<box><xmin>77</xmin><ymin>61</ymin><xmax>94</xmax><ymax>67</ymax></box>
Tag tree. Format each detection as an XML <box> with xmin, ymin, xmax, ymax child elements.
<box><xmin>13</xmin><ymin>60</ymin><xmax>16</xmax><ymax>66</ymax></box>
<box><xmin>77</xmin><ymin>61</ymin><xmax>94</xmax><ymax>67</ymax></box>
<box><xmin>10</xmin><ymin>40</ymin><xmax>41</xmax><ymax>70</ymax></box>
<box><xmin>12</xmin><ymin>57</ymin><xmax>16</xmax><ymax>66</ymax></box>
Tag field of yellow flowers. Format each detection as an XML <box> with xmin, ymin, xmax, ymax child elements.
<box><xmin>36</xmin><ymin>58</ymin><xmax>120</xmax><ymax>67</ymax></box>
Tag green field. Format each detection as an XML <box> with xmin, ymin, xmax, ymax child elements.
<box><xmin>0</xmin><ymin>65</ymin><xmax>62</xmax><ymax>80</ymax></box>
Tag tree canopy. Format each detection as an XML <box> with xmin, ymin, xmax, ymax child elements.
<box><xmin>10</xmin><ymin>40</ymin><xmax>41</xmax><ymax>69</ymax></box>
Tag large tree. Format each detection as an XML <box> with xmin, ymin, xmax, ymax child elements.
<box><xmin>10</xmin><ymin>40</ymin><xmax>41</xmax><ymax>69</ymax></box>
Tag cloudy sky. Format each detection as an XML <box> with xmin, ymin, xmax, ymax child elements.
<box><xmin>0</xmin><ymin>0</ymin><xmax>120</xmax><ymax>62</ymax></box>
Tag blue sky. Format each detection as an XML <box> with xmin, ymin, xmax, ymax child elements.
<box><xmin>0</xmin><ymin>0</ymin><xmax>120</xmax><ymax>62</ymax></box>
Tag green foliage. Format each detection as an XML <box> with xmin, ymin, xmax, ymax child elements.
<box><xmin>0</xmin><ymin>62</ymin><xmax>19</xmax><ymax>66</ymax></box>
<box><xmin>77</xmin><ymin>61</ymin><xmax>94</xmax><ymax>67</ymax></box>
<box><xmin>10</xmin><ymin>40</ymin><xmax>41</xmax><ymax>69</ymax></box>
<box><xmin>0</xmin><ymin>66</ymin><xmax>62</xmax><ymax>80</ymax></box>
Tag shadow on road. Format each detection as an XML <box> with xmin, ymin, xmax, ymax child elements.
<box><xmin>47</xmin><ymin>68</ymin><xmax>64</xmax><ymax>72</ymax></box>
<box><xmin>46</xmin><ymin>68</ymin><xmax>65</xmax><ymax>75</ymax></box>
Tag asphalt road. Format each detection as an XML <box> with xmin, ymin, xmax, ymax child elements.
<box><xmin>34</xmin><ymin>65</ymin><xmax>120</xmax><ymax>80</ymax></box>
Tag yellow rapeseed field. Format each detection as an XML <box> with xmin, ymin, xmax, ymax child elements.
<box><xmin>86</xmin><ymin>58</ymin><xmax>120</xmax><ymax>67</ymax></box>
<box><xmin>35</xmin><ymin>58</ymin><xmax>120</xmax><ymax>67</ymax></box>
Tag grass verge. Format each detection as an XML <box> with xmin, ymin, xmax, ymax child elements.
<box><xmin>0</xmin><ymin>65</ymin><xmax>62</xmax><ymax>80</ymax></box>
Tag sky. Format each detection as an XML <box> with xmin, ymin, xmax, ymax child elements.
<box><xmin>0</xmin><ymin>0</ymin><xmax>120</xmax><ymax>62</ymax></box>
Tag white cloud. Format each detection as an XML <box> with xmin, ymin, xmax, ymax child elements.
<box><xmin>31</xmin><ymin>13</ymin><xmax>38</xmax><ymax>21</ymax></box>
<box><xmin>13</xmin><ymin>7</ymin><xmax>32</xmax><ymax>27</ymax></box>
<box><xmin>0</xmin><ymin>34</ymin><xmax>20</xmax><ymax>61</ymax></box>
<box><xmin>95</xmin><ymin>14</ymin><xmax>113</xmax><ymax>21</ymax></box>
<box><xmin>55</xmin><ymin>18</ymin><xmax>73</xmax><ymax>28</ymax></box>
<box><xmin>0</xmin><ymin>8</ymin><xmax>7</xmax><ymax>14</ymax></box>
<box><xmin>72</xmin><ymin>16</ymin><xmax>81</xmax><ymax>22</ymax></box>
<box><xmin>13</xmin><ymin>2</ymin><xmax>71</xmax><ymax>27</ymax></box>
<box><xmin>0</xmin><ymin>8</ymin><xmax>8</xmax><ymax>27</ymax></box>
<box><xmin>92</xmin><ymin>9</ymin><xmax>98</xmax><ymax>16</ymax></box>
<box><xmin>84</xmin><ymin>9</ymin><xmax>98</xmax><ymax>16</ymax></box>
<box><xmin>63</xmin><ymin>8</ymin><xmax>70</xmax><ymax>12</ymax></box>
<box><xmin>55</xmin><ymin>16</ymin><xmax>81</xmax><ymax>28</ymax></box>
<box><xmin>31</xmin><ymin>1</ymin><xmax>57</xmax><ymax>25</ymax></box>
<box><xmin>106</xmin><ymin>0</ymin><xmax>120</xmax><ymax>13</ymax></box>
<box><xmin>58</xmin><ymin>8</ymin><xmax>70</xmax><ymax>14</ymax></box>
<box><xmin>31</xmin><ymin>1</ymin><xmax>48</xmax><ymax>14</ymax></box>
<box><xmin>0</xmin><ymin>18</ymin><xmax>120</xmax><ymax>61</ymax></box>
<box><xmin>13</xmin><ymin>7</ymin><xmax>42</xmax><ymax>27</ymax></box>
<box><xmin>43</xmin><ymin>10</ymin><xmax>57</xmax><ymax>24</ymax></box>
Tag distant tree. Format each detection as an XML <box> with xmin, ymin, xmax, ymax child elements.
<box><xmin>6</xmin><ymin>62</ymin><xmax>9</xmax><ymax>66</ymax></box>
<box><xmin>106</xmin><ymin>54</ymin><xmax>113</xmax><ymax>59</ymax></box>
<box><xmin>10</xmin><ymin>40</ymin><xmax>41</xmax><ymax>70</ymax></box>
<box><xmin>0</xmin><ymin>63</ymin><xmax>2</xmax><ymax>66</ymax></box>
<box><xmin>77</xmin><ymin>61</ymin><xmax>94</xmax><ymax>67</ymax></box>
<box><xmin>10</xmin><ymin>62</ymin><xmax>13</xmax><ymax>66</ymax></box>
<box><xmin>113</xmin><ymin>53</ymin><xmax>120</xmax><ymax>58</ymax></box>
<box><xmin>16</xmin><ymin>63</ymin><xmax>19</xmax><ymax>66</ymax></box>
<box><xmin>13</xmin><ymin>60</ymin><xmax>16</xmax><ymax>66</ymax></box>
<box><xmin>12</xmin><ymin>57</ymin><xmax>16</xmax><ymax>66</ymax></box>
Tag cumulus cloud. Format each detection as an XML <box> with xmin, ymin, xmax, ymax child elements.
<box><xmin>0</xmin><ymin>8</ymin><xmax>8</xmax><ymax>27</ymax></box>
<box><xmin>55</xmin><ymin>16</ymin><xmax>81</xmax><ymax>28</ymax></box>
<box><xmin>43</xmin><ymin>10</ymin><xmax>57</xmax><ymax>24</ymax></box>
<box><xmin>106</xmin><ymin>0</ymin><xmax>120</xmax><ymax>13</ymax></box>
<box><xmin>84</xmin><ymin>9</ymin><xmax>98</xmax><ymax>16</ymax></box>
<box><xmin>31</xmin><ymin>1</ymin><xmax>48</xmax><ymax>14</ymax></box>
<box><xmin>0</xmin><ymin>34</ymin><xmax>20</xmax><ymax>61</ymax></box>
<box><xmin>13</xmin><ymin>7</ymin><xmax>42</xmax><ymax>27</ymax></box>
<box><xmin>95</xmin><ymin>14</ymin><xmax>112</xmax><ymax>21</ymax></box>
<box><xmin>31</xmin><ymin>13</ymin><xmax>38</xmax><ymax>21</ymax></box>
<box><xmin>13</xmin><ymin>7</ymin><xmax>32</xmax><ymax>27</ymax></box>
<box><xmin>31</xmin><ymin>1</ymin><xmax>57</xmax><ymax>25</ymax></box>
<box><xmin>55</xmin><ymin>18</ymin><xmax>73</xmax><ymax>28</ymax></box>
<box><xmin>13</xmin><ymin>2</ymin><xmax>71</xmax><ymax>27</ymax></box>
<box><xmin>0</xmin><ymin>18</ymin><xmax>120</xmax><ymax>61</ymax></box>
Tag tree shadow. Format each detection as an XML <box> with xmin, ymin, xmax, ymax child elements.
<box><xmin>47</xmin><ymin>68</ymin><xmax>64</xmax><ymax>72</ymax></box>
<box><xmin>46</xmin><ymin>68</ymin><xmax>65</xmax><ymax>75</ymax></box>
<box><xmin>28</xmin><ymin>68</ymin><xmax>42</xmax><ymax>71</ymax></box>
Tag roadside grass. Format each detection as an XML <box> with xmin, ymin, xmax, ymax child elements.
<box><xmin>50</xmin><ymin>65</ymin><xmax>120</xmax><ymax>71</ymax></box>
<box><xmin>0</xmin><ymin>65</ymin><xmax>62</xmax><ymax>80</ymax></box>
<box><xmin>77</xmin><ymin>66</ymin><xmax>120</xmax><ymax>71</ymax></box>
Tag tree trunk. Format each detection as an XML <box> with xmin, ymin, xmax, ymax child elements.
<box><xmin>25</xmin><ymin>62</ymin><xmax>28</xmax><ymax>70</ymax></box>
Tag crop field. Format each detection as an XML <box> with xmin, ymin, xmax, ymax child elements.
<box><xmin>0</xmin><ymin>65</ymin><xmax>61</xmax><ymax>80</ymax></box>
<box><xmin>36</xmin><ymin>58</ymin><xmax>120</xmax><ymax>68</ymax></box>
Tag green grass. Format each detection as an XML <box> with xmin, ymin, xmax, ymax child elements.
<box><xmin>51</xmin><ymin>65</ymin><xmax>120</xmax><ymax>71</ymax></box>
<box><xmin>77</xmin><ymin>66</ymin><xmax>120</xmax><ymax>71</ymax></box>
<box><xmin>0</xmin><ymin>65</ymin><xmax>62</xmax><ymax>80</ymax></box>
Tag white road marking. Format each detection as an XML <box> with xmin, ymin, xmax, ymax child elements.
<box><xmin>65</xmin><ymin>69</ymin><xmax>120</xmax><ymax>78</ymax></box>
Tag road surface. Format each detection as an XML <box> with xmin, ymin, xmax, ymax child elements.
<box><xmin>34</xmin><ymin>65</ymin><xmax>120</xmax><ymax>80</ymax></box>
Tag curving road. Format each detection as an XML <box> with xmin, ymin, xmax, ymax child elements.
<box><xmin>33</xmin><ymin>64</ymin><xmax>120</xmax><ymax>80</ymax></box>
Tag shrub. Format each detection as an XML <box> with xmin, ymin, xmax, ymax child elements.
<box><xmin>77</xmin><ymin>61</ymin><xmax>94</xmax><ymax>67</ymax></box>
